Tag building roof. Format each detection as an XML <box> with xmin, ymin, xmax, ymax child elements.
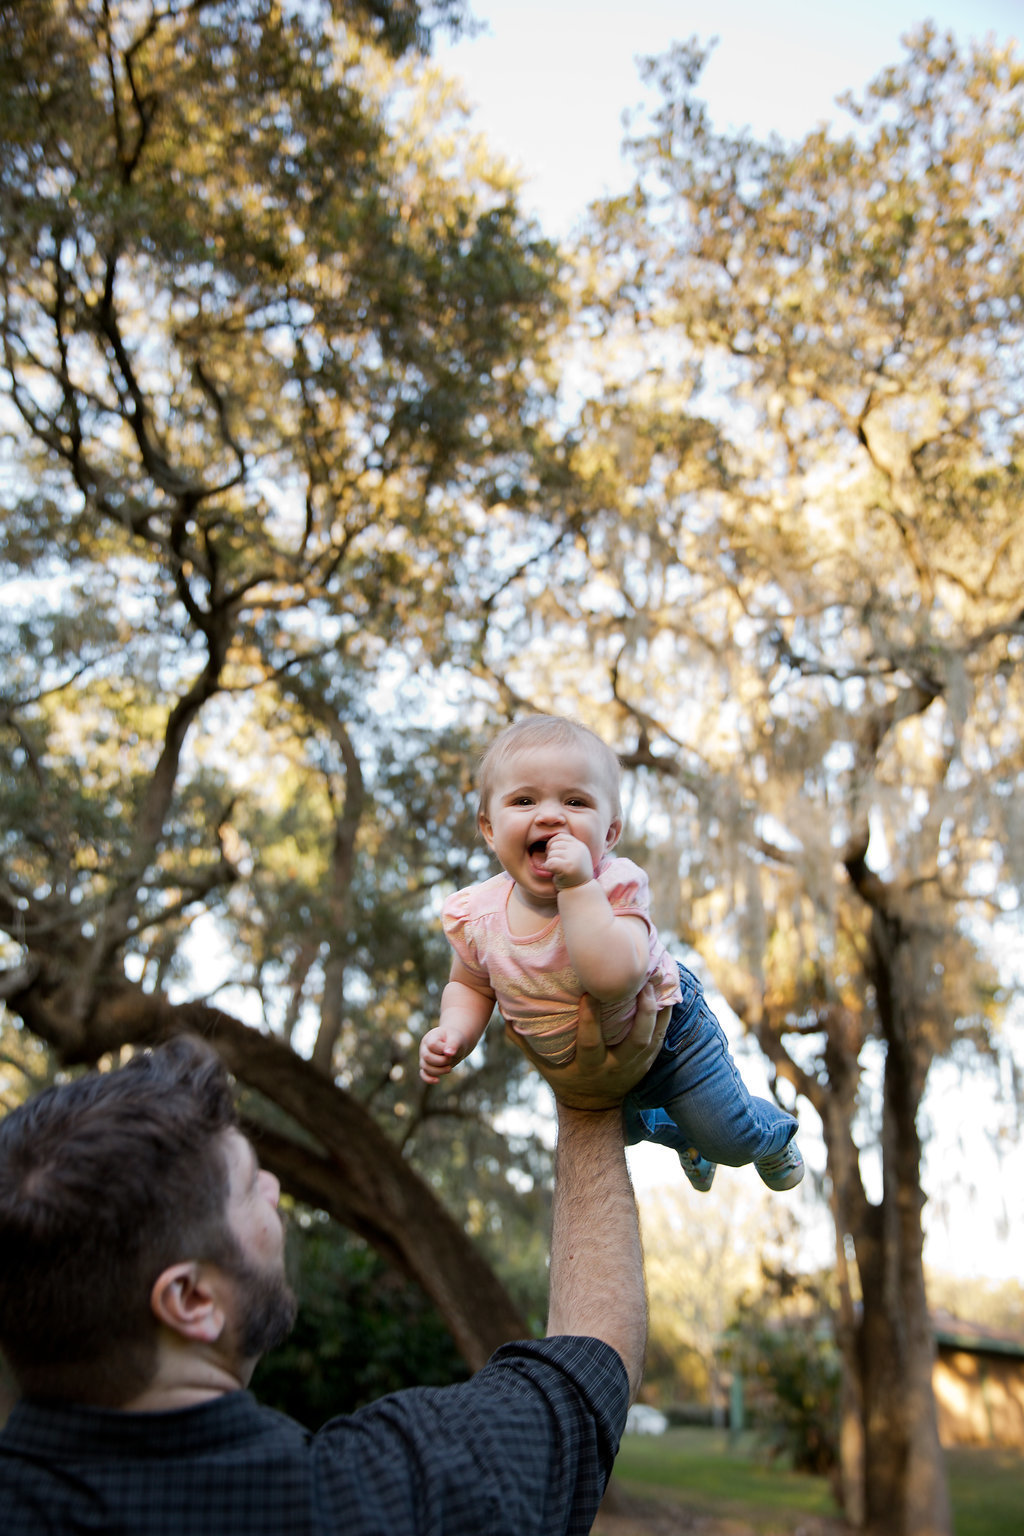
<box><xmin>931</xmin><ymin>1310</ymin><xmax>1024</xmax><ymax>1361</ymax></box>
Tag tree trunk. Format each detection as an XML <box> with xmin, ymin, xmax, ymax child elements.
<box><xmin>832</xmin><ymin>1218</ymin><xmax>866</xmax><ymax>1529</ymax></box>
<box><xmin>828</xmin><ymin>1143</ymin><xmax>951</xmax><ymax>1536</ymax></box>
<box><xmin>822</xmin><ymin>902</ymin><xmax>953</xmax><ymax>1536</ymax></box>
<box><xmin>853</xmin><ymin>1209</ymin><xmax>950</xmax><ymax>1536</ymax></box>
<box><xmin>6</xmin><ymin>968</ymin><xmax>530</xmax><ymax>1372</ymax></box>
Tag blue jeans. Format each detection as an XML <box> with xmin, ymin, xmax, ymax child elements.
<box><xmin>623</xmin><ymin>964</ymin><xmax>797</xmax><ymax>1165</ymax></box>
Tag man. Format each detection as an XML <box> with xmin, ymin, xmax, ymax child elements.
<box><xmin>0</xmin><ymin>994</ymin><xmax>662</xmax><ymax>1534</ymax></box>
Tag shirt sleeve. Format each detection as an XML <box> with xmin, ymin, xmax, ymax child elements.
<box><xmin>599</xmin><ymin>858</ymin><xmax>653</xmax><ymax>925</ymax></box>
<box><xmin>599</xmin><ymin>859</ymin><xmax>681</xmax><ymax>1010</ymax></box>
<box><xmin>440</xmin><ymin>887</ymin><xmax>492</xmax><ymax>985</ymax></box>
<box><xmin>312</xmin><ymin>1336</ymin><xmax>628</xmax><ymax>1536</ymax></box>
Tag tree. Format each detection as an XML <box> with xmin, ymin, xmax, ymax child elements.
<box><xmin>924</xmin><ymin>1270</ymin><xmax>1024</xmax><ymax>1337</ymax></box>
<box><xmin>0</xmin><ymin>0</ymin><xmax>570</xmax><ymax>1367</ymax></box>
<box><xmin>639</xmin><ymin>1172</ymin><xmax>797</xmax><ymax>1421</ymax></box>
<box><xmin>250</xmin><ymin>1212</ymin><xmax>470</xmax><ymax>1427</ymax></box>
<box><xmin>727</xmin><ymin>1262</ymin><xmax>842</xmax><ymax>1478</ymax></box>
<box><xmin>460</xmin><ymin>27</ymin><xmax>1024</xmax><ymax>1536</ymax></box>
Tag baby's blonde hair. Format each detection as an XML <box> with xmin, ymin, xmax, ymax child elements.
<box><xmin>477</xmin><ymin>715</ymin><xmax>623</xmax><ymax>819</ymax></box>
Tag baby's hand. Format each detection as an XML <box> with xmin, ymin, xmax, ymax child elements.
<box><xmin>419</xmin><ymin>1025</ymin><xmax>465</xmax><ymax>1084</ymax></box>
<box><xmin>544</xmin><ymin>830</ymin><xmax>594</xmax><ymax>890</ymax></box>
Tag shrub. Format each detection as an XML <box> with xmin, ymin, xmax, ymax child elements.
<box><xmin>725</xmin><ymin>1266</ymin><xmax>841</xmax><ymax>1476</ymax></box>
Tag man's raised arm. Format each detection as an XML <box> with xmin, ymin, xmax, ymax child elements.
<box><xmin>510</xmin><ymin>986</ymin><xmax>665</xmax><ymax>1400</ymax></box>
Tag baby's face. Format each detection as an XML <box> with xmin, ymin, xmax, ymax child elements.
<box><xmin>478</xmin><ymin>742</ymin><xmax>621</xmax><ymax>902</ymax></box>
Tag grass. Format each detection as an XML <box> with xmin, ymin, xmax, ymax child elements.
<box><xmin>613</xmin><ymin>1427</ymin><xmax>839</xmax><ymax>1528</ymax></box>
<box><xmin>946</xmin><ymin>1444</ymin><xmax>1024</xmax><ymax>1536</ymax></box>
<box><xmin>611</xmin><ymin>1427</ymin><xmax>1024</xmax><ymax>1536</ymax></box>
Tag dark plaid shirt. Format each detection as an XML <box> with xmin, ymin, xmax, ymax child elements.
<box><xmin>0</xmin><ymin>1337</ymin><xmax>627</xmax><ymax>1535</ymax></box>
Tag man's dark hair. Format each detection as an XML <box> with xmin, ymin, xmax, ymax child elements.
<box><xmin>0</xmin><ymin>1035</ymin><xmax>239</xmax><ymax>1404</ymax></box>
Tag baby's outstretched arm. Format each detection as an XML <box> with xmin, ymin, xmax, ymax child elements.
<box><xmin>419</xmin><ymin>961</ymin><xmax>495</xmax><ymax>1084</ymax></box>
<box><xmin>545</xmin><ymin>831</ymin><xmax>650</xmax><ymax>1004</ymax></box>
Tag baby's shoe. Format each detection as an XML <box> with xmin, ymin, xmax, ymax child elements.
<box><xmin>679</xmin><ymin>1146</ymin><xmax>716</xmax><ymax>1194</ymax></box>
<box><xmin>755</xmin><ymin>1140</ymin><xmax>804</xmax><ymax>1191</ymax></box>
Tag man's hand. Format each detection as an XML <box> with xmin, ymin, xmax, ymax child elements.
<box><xmin>508</xmin><ymin>984</ymin><xmax>666</xmax><ymax>1109</ymax></box>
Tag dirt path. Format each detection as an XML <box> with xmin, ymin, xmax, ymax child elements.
<box><xmin>593</xmin><ymin>1490</ymin><xmax>852</xmax><ymax>1536</ymax></box>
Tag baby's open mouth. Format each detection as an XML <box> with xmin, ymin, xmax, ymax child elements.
<box><xmin>528</xmin><ymin>837</ymin><xmax>551</xmax><ymax>861</ymax></box>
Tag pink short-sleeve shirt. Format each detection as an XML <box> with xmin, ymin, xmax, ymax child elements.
<box><xmin>441</xmin><ymin>856</ymin><xmax>681</xmax><ymax>1065</ymax></box>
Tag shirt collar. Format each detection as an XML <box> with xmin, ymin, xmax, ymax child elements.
<box><xmin>1</xmin><ymin>1390</ymin><xmax>278</xmax><ymax>1459</ymax></box>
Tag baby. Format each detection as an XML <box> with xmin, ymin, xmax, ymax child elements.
<box><xmin>419</xmin><ymin>715</ymin><xmax>802</xmax><ymax>1193</ymax></box>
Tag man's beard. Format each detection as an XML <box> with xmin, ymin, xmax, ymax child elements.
<box><xmin>223</xmin><ymin>1246</ymin><xmax>299</xmax><ymax>1362</ymax></box>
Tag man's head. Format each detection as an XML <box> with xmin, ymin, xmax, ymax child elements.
<box><xmin>0</xmin><ymin>1035</ymin><xmax>295</xmax><ymax>1406</ymax></box>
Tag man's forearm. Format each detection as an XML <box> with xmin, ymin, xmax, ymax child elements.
<box><xmin>546</xmin><ymin>1104</ymin><xmax>647</xmax><ymax>1401</ymax></box>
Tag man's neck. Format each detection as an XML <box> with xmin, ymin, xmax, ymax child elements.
<box><xmin>120</xmin><ymin>1347</ymin><xmax>252</xmax><ymax>1413</ymax></box>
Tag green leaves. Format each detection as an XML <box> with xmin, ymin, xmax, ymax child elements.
<box><xmin>0</xmin><ymin>0</ymin><xmax>559</xmax><ymax>1094</ymax></box>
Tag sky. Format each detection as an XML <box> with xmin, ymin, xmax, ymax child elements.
<box><xmin>434</xmin><ymin>0</ymin><xmax>1022</xmax><ymax>236</ymax></box>
<box><xmin>435</xmin><ymin>0</ymin><xmax>1024</xmax><ymax>1288</ymax></box>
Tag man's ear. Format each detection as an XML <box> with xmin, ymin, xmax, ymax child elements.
<box><xmin>604</xmin><ymin>817</ymin><xmax>623</xmax><ymax>852</ymax></box>
<box><xmin>150</xmin><ymin>1262</ymin><xmax>227</xmax><ymax>1345</ymax></box>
